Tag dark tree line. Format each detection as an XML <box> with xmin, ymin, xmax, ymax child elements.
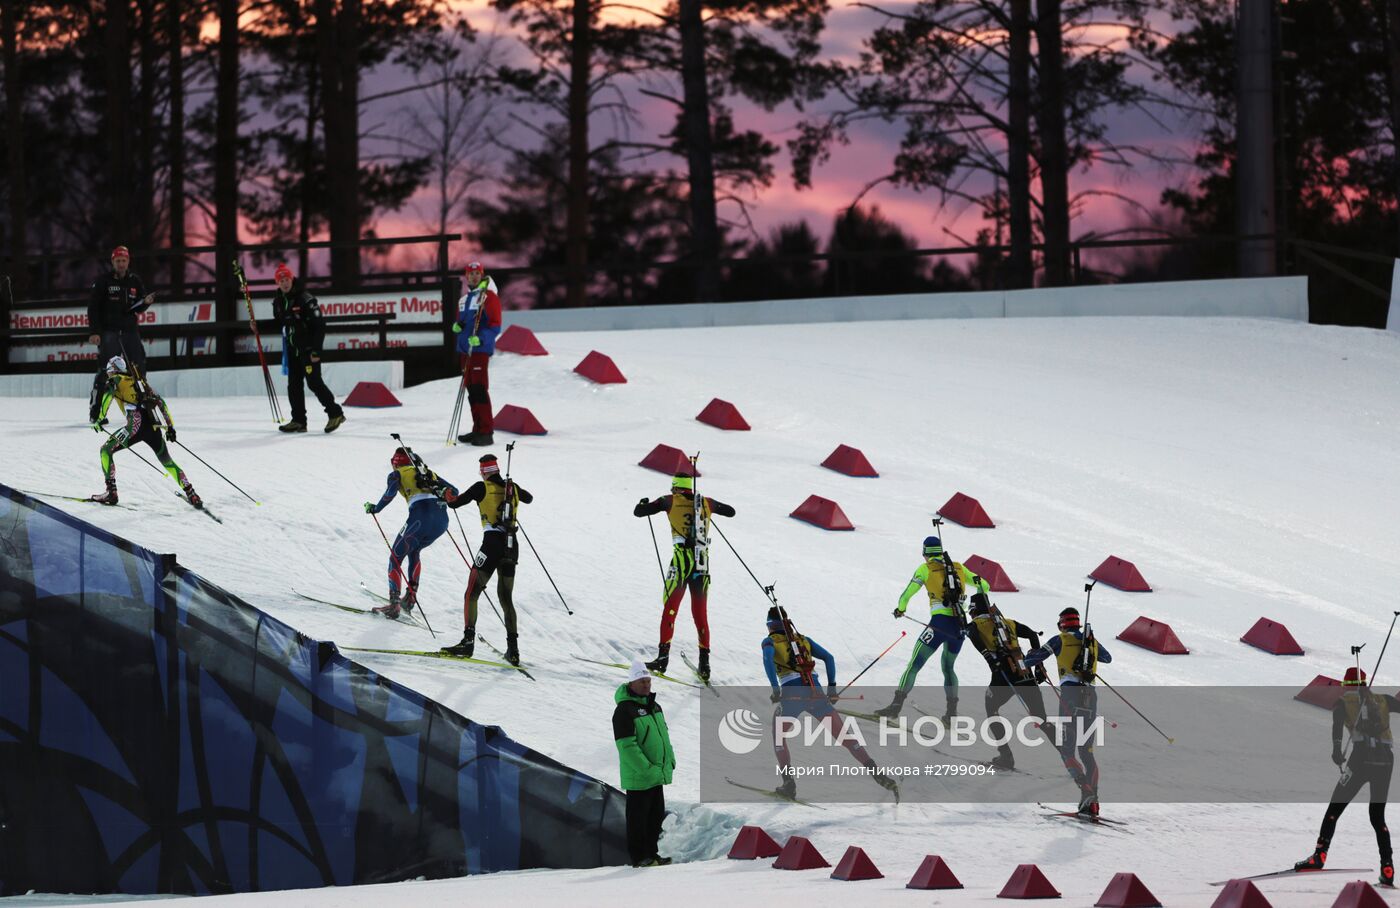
<box><xmin>4</xmin><ymin>0</ymin><xmax>1400</xmax><ymax>320</ymax></box>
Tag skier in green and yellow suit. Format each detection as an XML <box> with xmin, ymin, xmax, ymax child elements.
<box><xmin>874</xmin><ymin>534</ymin><xmax>989</xmax><ymax>719</ymax></box>
<box><xmin>89</xmin><ymin>355</ymin><xmax>201</xmax><ymax>508</ymax></box>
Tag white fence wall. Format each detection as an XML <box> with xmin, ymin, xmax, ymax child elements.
<box><xmin>503</xmin><ymin>276</ymin><xmax>1309</xmax><ymax>333</ymax></box>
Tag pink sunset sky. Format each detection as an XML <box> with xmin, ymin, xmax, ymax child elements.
<box><xmin>251</xmin><ymin>1</ymin><xmax>1202</xmax><ymax>273</ymax></box>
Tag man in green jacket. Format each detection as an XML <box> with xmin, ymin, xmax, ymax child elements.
<box><xmin>613</xmin><ymin>659</ymin><xmax>676</xmax><ymax>867</ymax></box>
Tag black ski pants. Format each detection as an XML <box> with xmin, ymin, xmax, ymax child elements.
<box><xmin>1317</xmin><ymin>744</ymin><xmax>1393</xmax><ymax>860</ymax></box>
<box><xmin>625</xmin><ymin>784</ymin><xmax>666</xmax><ymax>865</ymax></box>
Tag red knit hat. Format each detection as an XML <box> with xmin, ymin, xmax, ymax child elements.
<box><xmin>479</xmin><ymin>454</ymin><xmax>500</xmax><ymax>475</ymax></box>
<box><xmin>391</xmin><ymin>448</ymin><xmax>412</xmax><ymax>467</ymax></box>
<box><xmin>274</xmin><ymin>263</ymin><xmax>294</xmax><ymax>282</ymax></box>
<box><xmin>1344</xmin><ymin>666</ymin><xmax>1368</xmax><ymax>686</ymax></box>
<box><xmin>111</xmin><ymin>245</ymin><xmax>130</xmax><ymax>260</ymax></box>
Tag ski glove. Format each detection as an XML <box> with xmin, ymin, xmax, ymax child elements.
<box><xmin>467</xmin><ymin>335</ymin><xmax>481</xmax><ymax>348</ymax></box>
<box><xmin>892</xmin><ymin>607</ymin><xmax>904</xmax><ymax>618</ymax></box>
<box><xmin>165</xmin><ymin>427</ymin><xmax>177</xmax><ymax>443</ymax></box>
<box><xmin>971</xmin><ymin>591</ymin><xmax>991</xmax><ymax>611</ymax></box>
<box><xmin>1034</xmin><ymin>665</ymin><xmax>1049</xmax><ymax>684</ymax></box>
<box><xmin>827</xmin><ymin>685</ymin><xmax>838</xmax><ymax>703</ymax></box>
<box><xmin>982</xmin><ymin>650</ymin><xmax>999</xmax><ymax>669</ymax></box>
<box><xmin>363</xmin><ymin>502</ymin><xmax>376</xmax><ymax>514</ymax></box>
<box><xmin>91</xmin><ymin>421</ymin><xmax>104</xmax><ymax>433</ymax></box>
<box><xmin>452</xmin><ymin>322</ymin><xmax>463</xmax><ymax>334</ymax></box>
<box><xmin>770</xmin><ymin>690</ymin><xmax>782</xmax><ymax>703</ymax></box>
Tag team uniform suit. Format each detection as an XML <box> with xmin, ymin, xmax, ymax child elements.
<box><xmin>92</xmin><ymin>365</ymin><xmax>199</xmax><ymax>506</ymax></box>
<box><xmin>273</xmin><ymin>285</ymin><xmax>343</xmax><ymax>429</ymax></box>
<box><xmin>1296</xmin><ymin>669</ymin><xmax>1397</xmax><ymax>885</ymax></box>
<box><xmin>445</xmin><ymin>463</ymin><xmax>532</xmax><ymax>662</ymax></box>
<box><xmin>968</xmin><ymin>606</ymin><xmax>1049</xmax><ymax>768</ymax></box>
<box><xmin>1025</xmin><ymin>626</ymin><xmax>1112</xmax><ymax>811</ymax></box>
<box><xmin>876</xmin><ymin>538</ymin><xmax>991</xmax><ymax>719</ymax></box>
<box><xmin>454</xmin><ymin>277</ymin><xmax>501</xmax><ymax>442</ymax></box>
<box><xmin>762</xmin><ymin>616</ymin><xmax>898</xmax><ymax>802</ymax></box>
<box><xmin>634</xmin><ymin>491</ymin><xmax>736</xmax><ymax>661</ymax></box>
<box><xmin>87</xmin><ymin>269</ymin><xmax>151</xmax><ymax>421</ymax></box>
<box><xmin>365</xmin><ymin>464</ymin><xmax>457</xmax><ymax>609</ymax></box>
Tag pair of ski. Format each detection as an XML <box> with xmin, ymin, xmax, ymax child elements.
<box><xmin>571</xmin><ymin>653</ymin><xmax>707</xmax><ymax>690</ymax></box>
<box><xmin>1207</xmin><ymin>867</ymin><xmax>1376</xmax><ymax>887</ymax></box>
<box><xmin>1038</xmin><ymin>803</ymin><xmax>1130</xmax><ymax>833</ymax></box>
<box><xmin>24</xmin><ymin>487</ymin><xmax>220</xmax><ymax>522</ymax></box>
<box><xmin>294</xmin><ymin>585</ymin><xmax>535</xmax><ymax>679</ymax></box>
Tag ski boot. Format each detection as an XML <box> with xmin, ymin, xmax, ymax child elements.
<box><xmin>874</xmin><ymin>690</ymin><xmax>907</xmax><ymax>718</ymax></box>
<box><xmin>1077</xmin><ymin>785</ymin><xmax>1100</xmax><ymax>818</ymax></box>
<box><xmin>1294</xmin><ymin>844</ymin><xmax>1327</xmax><ymax>872</ymax></box>
<box><xmin>1381</xmin><ymin>854</ymin><xmax>1394</xmax><ymax>887</ymax></box>
<box><xmin>874</xmin><ymin>774</ymin><xmax>901</xmax><ymax>803</ymax></box>
<box><xmin>181</xmin><ymin>478</ymin><xmax>203</xmax><ymax>509</ymax></box>
<box><xmin>697</xmin><ymin>647</ymin><xmax>711</xmax><ymax>682</ymax></box>
<box><xmin>645</xmin><ymin>643</ymin><xmax>671</xmax><ymax>674</ymax></box>
<box><xmin>401</xmin><ymin>583</ymin><xmax>418</xmax><ymax>614</ymax></box>
<box><xmin>991</xmin><ymin>745</ymin><xmax>1016</xmax><ymax>771</ymax></box>
<box><xmin>441</xmin><ymin>628</ymin><xmax>476</xmax><ymax>657</ymax></box>
<box><xmin>324</xmin><ymin>413</ymin><xmax>346</xmax><ymax>433</ymax></box>
<box><xmin>651</xmin><ymin>855</ymin><xmax>673</xmax><ymax>866</ymax></box>
<box><xmin>90</xmin><ymin>475</ymin><xmax>119</xmax><ymax>506</ymax></box>
<box><xmin>776</xmin><ymin>776</ymin><xmax>797</xmax><ymax>800</ymax></box>
<box><xmin>373</xmin><ymin>593</ymin><xmax>402</xmax><ymax>620</ymax></box>
<box><xmin>941</xmin><ymin>697</ymin><xmax>959</xmax><ymax>728</ymax></box>
<box><xmin>504</xmin><ymin>634</ymin><xmax>520</xmax><ymax>667</ymax></box>
<box><xmin>279</xmin><ymin>420</ymin><xmax>308</xmax><ymax>433</ymax></box>
<box><xmin>471</xmin><ymin>432</ymin><xmax>494</xmax><ymax>447</ymax></box>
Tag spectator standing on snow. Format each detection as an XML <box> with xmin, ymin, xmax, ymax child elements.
<box><xmin>272</xmin><ymin>263</ymin><xmax>345</xmax><ymax>434</ymax></box>
<box><xmin>612</xmin><ymin>659</ymin><xmax>675</xmax><ymax>868</ymax></box>
<box><xmin>87</xmin><ymin>245</ymin><xmax>154</xmax><ymax>424</ymax></box>
<box><xmin>452</xmin><ymin>261</ymin><xmax>502</xmax><ymax>445</ymax></box>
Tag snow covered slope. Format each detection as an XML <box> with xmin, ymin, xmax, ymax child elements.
<box><xmin>5</xmin><ymin>315</ymin><xmax>1400</xmax><ymax>906</ymax></box>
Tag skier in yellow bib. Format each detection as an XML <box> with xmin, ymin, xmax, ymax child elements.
<box><xmin>89</xmin><ymin>355</ymin><xmax>201</xmax><ymax>509</ymax></box>
<box><xmin>874</xmin><ymin>535</ymin><xmax>989</xmax><ymax>720</ymax></box>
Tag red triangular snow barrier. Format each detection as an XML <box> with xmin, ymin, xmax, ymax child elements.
<box><xmin>1241</xmin><ymin>617</ymin><xmax>1304</xmax><ymax>656</ymax></box>
<box><xmin>1331</xmin><ymin>880</ymin><xmax>1391</xmax><ymax>908</ymax></box>
<box><xmin>1090</xmin><ymin>556</ymin><xmax>1152</xmax><ymax>591</ymax></box>
<box><xmin>343</xmin><ymin>381</ymin><xmax>401</xmax><ymax>408</ymax></box>
<box><xmin>821</xmin><ymin>444</ymin><xmax>879</xmax><ymax>478</ymax></box>
<box><xmin>938</xmin><ymin>491</ymin><xmax>996</xmax><ymax>528</ymax></box>
<box><xmin>696</xmin><ymin>398</ymin><xmax>750</xmax><ymax>431</ymax></box>
<box><xmin>638</xmin><ymin>444</ymin><xmax>699</xmax><ymax>477</ymax></box>
<box><xmin>998</xmin><ymin>863</ymin><xmax>1061</xmax><ymax>898</ymax></box>
<box><xmin>790</xmin><ymin>495</ymin><xmax>854</xmax><ymax>531</ymax></box>
<box><xmin>494</xmin><ymin>324</ymin><xmax>548</xmax><ymax>355</ymax></box>
<box><xmin>1095</xmin><ymin>873</ymin><xmax>1163</xmax><ymax>907</ymax></box>
<box><xmin>494</xmin><ymin>404</ymin><xmax>547</xmax><ymax>436</ymax></box>
<box><xmin>1210</xmin><ymin>879</ymin><xmax>1274</xmax><ymax>908</ymax></box>
<box><xmin>727</xmin><ymin>825</ymin><xmax>782</xmax><ymax>860</ymax></box>
<box><xmin>964</xmin><ymin>554</ymin><xmax>1018</xmax><ymax>592</ymax></box>
<box><xmin>1295</xmin><ymin>675</ymin><xmax>1345</xmax><ymax>710</ymax></box>
<box><xmin>906</xmin><ymin>855</ymin><xmax>963</xmax><ymax>890</ymax></box>
<box><xmin>772</xmin><ymin>835</ymin><xmax>829</xmax><ymax>870</ymax></box>
<box><xmin>830</xmin><ymin>846</ymin><xmax>882</xmax><ymax>881</ymax></box>
<box><xmin>573</xmin><ymin>350</ymin><xmax>626</xmax><ymax>384</ymax></box>
<box><xmin>1116</xmin><ymin>616</ymin><xmax>1189</xmax><ymax>655</ymax></box>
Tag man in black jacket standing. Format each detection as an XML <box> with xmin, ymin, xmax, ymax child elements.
<box><xmin>271</xmin><ymin>263</ymin><xmax>345</xmax><ymax>433</ymax></box>
<box><xmin>87</xmin><ymin>245</ymin><xmax>154</xmax><ymax>423</ymax></box>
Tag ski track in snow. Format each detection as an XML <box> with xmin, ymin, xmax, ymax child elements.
<box><xmin>5</xmin><ymin>315</ymin><xmax>1400</xmax><ymax>906</ymax></box>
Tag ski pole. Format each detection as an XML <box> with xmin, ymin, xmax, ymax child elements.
<box><xmin>172</xmin><ymin>440</ymin><xmax>259</xmax><ymax>504</ymax></box>
<box><xmin>836</xmin><ymin>631</ymin><xmax>907</xmax><ymax>698</ymax></box>
<box><xmin>446</xmin><ymin>375</ymin><xmax>467</xmax><ymax>445</ymax></box>
<box><xmin>450</xmin><ymin>525</ymin><xmax>506</xmax><ymax>626</ymax></box>
<box><xmin>1093</xmin><ymin>674</ymin><xmax>1171</xmax><ymax>743</ymax></box>
<box><xmin>645</xmin><ymin>511</ymin><xmax>666</xmax><ymax>582</ymax></box>
<box><xmin>515</xmin><ymin>521</ymin><xmax>573</xmax><ymax>615</ymax></box>
<box><xmin>1371</xmin><ymin>612</ymin><xmax>1400</xmax><ymax>682</ymax></box>
<box><xmin>233</xmin><ymin>260</ymin><xmax>283</xmax><ymax>424</ymax></box>
<box><xmin>370</xmin><ymin>512</ymin><xmax>437</xmax><ymax>638</ymax></box>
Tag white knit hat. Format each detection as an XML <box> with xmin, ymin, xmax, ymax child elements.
<box><xmin>627</xmin><ymin>659</ymin><xmax>651</xmax><ymax>683</ymax></box>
